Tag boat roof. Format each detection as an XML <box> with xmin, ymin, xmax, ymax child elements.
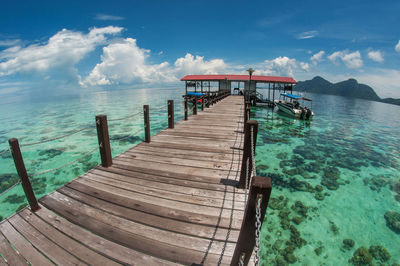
<box><xmin>281</xmin><ymin>93</ymin><xmax>302</xmax><ymax>99</ymax></box>
<box><xmin>281</xmin><ymin>93</ymin><xmax>312</xmax><ymax>101</ymax></box>
<box><xmin>181</xmin><ymin>74</ymin><xmax>296</xmax><ymax>84</ymax></box>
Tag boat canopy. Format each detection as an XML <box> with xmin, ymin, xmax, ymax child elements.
<box><xmin>280</xmin><ymin>93</ymin><xmax>302</xmax><ymax>99</ymax></box>
<box><xmin>280</xmin><ymin>93</ymin><xmax>312</xmax><ymax>101</ymax></box>
<box><xmin>187</xmin><ymin>92</ymin><xmax>205</xmax><ymax>97</ymax></box>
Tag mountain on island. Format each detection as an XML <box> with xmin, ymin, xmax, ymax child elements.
<box><xmin>294</xmin><ymin>76</ymin><xmax>400</xmax><ymax>106</ymax></box>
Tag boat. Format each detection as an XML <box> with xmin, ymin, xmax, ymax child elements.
<box><xmin>275</xmin><ymin>93</ymin><xmax>314</xmax><ymax>119</ymax></box>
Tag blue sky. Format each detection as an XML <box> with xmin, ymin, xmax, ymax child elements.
<box><xmin>1</xmin><ymin>0</ymin><xmax>400</xmax><ymax>98</ymax></box>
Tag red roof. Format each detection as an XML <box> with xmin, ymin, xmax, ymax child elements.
<box><xmin>181</xmin><ymin>74</ymin><xmax>296</xmax><ymax>84</ymax></box>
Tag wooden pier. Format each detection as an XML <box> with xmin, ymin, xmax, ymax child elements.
<box><xmin>0</xmin><ymin>95</ymin><xmax>271</xmax><ymax>265</ymax></box>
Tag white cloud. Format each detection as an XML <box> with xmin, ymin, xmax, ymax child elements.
<box><xmin>367</xmin><ymin>50</ymin><xmax>384</xmax><ymax>63</ymax></box>
<box><xmin>256</xmin><ymin>56</ymin><xmax>308</xmax><ymax>77</ymax></box>
<box><xmin>395</xmin><ymin>40</ymin><xmax>400</xmax><ymax>53</ymax></box>
<box><xmin>0</xmin><ymin>39</ymin><xmax>21</xmax><ymax>47</ymax></box>
<box><xmin>94</xmin><ymin>14</ymin><xmax>125</xmax><ymax>21</ymax></box>
<box><xmin>310</xmin><ymin>51</ymin><xmax>325</xmax><ymax>65</ymax></box>
<box><xmin>297</xmin><ymin>30</ymin><xmax>318</xmax><ymax>39</ymax></box>
<box><xmin>0</xmin><ymin>26</ymin><xmax>123</xmax><ymax>78</ymax></box>
<box><xmin>80</xmin><ymin>38</ymin><xmax>174</xmax><ymax>86</ymax></box>
<box><xmin>81</xmin><ymin>41</ymin><xmax>229</xmax><ymax>87</ymax></box>
<box><xmin>327</xmin><ymin>50</ymin><xmax>363</xmax><ymax>69</ymax></box>
<box><xmin>173</xmin><ymin>54</ymin><xmax>228</xmax><ymax>76</ymax></box>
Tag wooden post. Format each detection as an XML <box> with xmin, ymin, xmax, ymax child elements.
<box><xmin>193</xmin><ymin>98</ymin><xmax>197</xmax><ymax>115</ymax></box>
<box><xmin>96</xmin><ymin>115</ymin><xmax>112</xmax><ymax>167</ymax></box>
<box><xmin>168</xmin><ymin>100</ymin><xmax>174</xmax><ymax>128</ymax></box>
<box><xmin>239</xmin><ymin>120</ymin><xmax>258</xmax><ymax>189</ymax></box>
<box><xmin>201</xmin><ymin>95</ymin><xmax>204</xmax><ymax>111</ymax></box>
<box><xmin>231</xmin><ymin>176</ymin><xmax>272</xmax><ymax>266</ymax></box>
<box><xmin>143</xmin><ymin>105</ymin><xmax>150</xmax><ymax>142</ymax></box>
<box><xmin>8</xmin><ymin>138</ymin><xmax>40</xmax><ymax>212</ymax></box>
<box><xmin>184</xmin><ymin>98</ymin><xmax>188</xmax><ymax>120</ymax></box>
<box><xmin>244</xmin><ymin>101</ymin><xmax>250</xmax><ymax>124</ymax></box>
<box><xmin>206</xmin><ymin>93</ymin><xmax>210</xmax><ymax>108</ymax></box>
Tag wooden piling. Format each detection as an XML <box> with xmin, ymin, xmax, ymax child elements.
<box><xmin>96</xmin><ymin>115</ymin><xmax>112</xmax><ymax>167</ymax></box>
<box><xmin>231</xmin><ymin>176</ymin><xmax>272</xmax><ymax>265</ymax></box>
<box><xmin>192</xmin><ymin>98</ymin><xmax>197</xmax><ymax>115</ymax></box>
<box><xmin>8</xmin><ymin>138</ymin><xmax>40</xmax><ymax>212</ymax></box>
<box><xmin>184</xmin><ymin>99</ymin><xmax>188</xmax><ymax>120</ymax></box>
<box><xmin>143</xmin><ymin>105</ymin><xmax>150</xmax><ymax>142</ymax></box>
<box><xmin>206</xmin><ymin>93</ymin><xmax>210</xmax><ymax>108</ymax></box>
<box><xmin>239</xmin><ymin>120</ymin><xmax>258</xmax><ymax>189</ymax></box>
<box><xmin>201</xmin><ymin>96</ymin><xmax>204</xmax><ymax>111</ymax></box>
<box><xmin>168</xmin><ymin>100</ymin><xmax>174</xmax><ymax>129</ymax></box>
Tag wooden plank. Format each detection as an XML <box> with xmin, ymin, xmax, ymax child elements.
<box><xmin>130</xmin><ymin>145</ymin><xmax>242</xmax><ymax>163</ymax></box>
<box><xmin>18</xmin><ymin>209</ymin><xmax>119</xmax><ymax>266</ymax></box>
<box><xmin>117</xmin><ymin>152</ymin><xmax>241</xmax><ymax>172</ymax></box>
<box><xmin>113</xmin><ymin>158</ymin><xmax>240</xmax><ymax>181</ymax></box>
<box><xmin>57</xmin><ymin>185</ymin><xmax>240</xmax><ymax>242</ymax></box>
<box><xmin>0</xmin><ymin>231</ymin><xmax>27</xmax><ymax>266</ymax></box>
<box><xmin>41</xmin><ymin>192</ymin><xmax>233</xmax><ymax>265</ymax></box>
<box><xmin>7</xmin><ymin>214</ymin><xmax>84</xmax><ymax>266</ymax></box>
<box><xmin>111</xmin><ymin>160</ymin><xmax>239</xmax><ymax>184</ymax></box>
<box><xmin>0</xmin><ymin>220</ymin><xmax>52</xmax><ymax>266</ymax></box>
<box><xmin>64</xmin><ymin>180</ymin><xmax>243</xmax><ymax>229</ymax></box>
<box><xmin>137</xmin><ymin>141</ymin><xmax>236</xmax><ymax>154</ymax></box>
<box><xmin>81</xmin><ymin>173</ymin><xmax>244</xmax><ymax>209</ymax></box>
<box><xmin>35</xmin><ymin>206</ymin><xmax>179</xmax><ymax>266</ymax></box>
<box><xmin>96</xmin><ymin>166</ymin><xmax>242</xmax><ymax>193</ymax></box>
<box><xmin>89</xmin><ymin>168</ymin><xmax>245</xmax><ymax>200</ymax></box>
<box><xmin>71</xmin><ymin>178</ymin><xmax>244</xmax><ymax>222</ymax></box>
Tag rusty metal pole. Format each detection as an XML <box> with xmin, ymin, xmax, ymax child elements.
<box><xmin>168</xmin><ymin>100</ymin><xmax>174</xmax><ymax>128</ymax></box>
<box><xmin>96</xmin><ymin>115</ymin><xmax>112</xmax><ymax>167</ymax></box>
<box><xmin>184</xmin><ymin>99</ymin><xmax>188</xmax><ymax>120</ymax></box>
<box><xmin>8</xmin><ymin>138</ymin><xmax>40</xmax><ymax>212</ymax></box>
<box><xmin>193</xmin><ymin>98</ymin><xmax>197</xmax><ymax>115</ymax></box>
<box><xmin>143</xmin><ymin>105</ymin><xmax>150</xmax><ymax>142</ymax></box>
<box><xmin>231</xmin><ymin>176</ymin><xmax>272</xmax><ymax>265</ymax></box>
<box><xmin>239</xmin><ymin>120</ymin><xmax>258</xmax><ymax>189</ymax></box>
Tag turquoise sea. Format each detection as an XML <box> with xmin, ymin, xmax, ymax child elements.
<box><xmin>0</xmin><ymin>88</ymin><xmax>399</xmax><ymax>265</ymax></box>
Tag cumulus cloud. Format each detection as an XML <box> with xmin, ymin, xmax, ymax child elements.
<box><xmin>80</xmin><ymin>40</ymin><xmax>229</xmax><ymax>87</ymax></box>
<box><xmin>94</xmin><ymin>14</ymin><xmax>125</xmax><ymax>21</ymax></box>
<box><xmin>367</xmin><ymin>50</ymin><xmax>384</xmax><ymax>63</ymax></box>
<box><xmin>396</xmin><ymin>40</ymin><xmax>400</xmax><ymax>52</ymax></box>
<box><xmin>327</xmin><ymin>50</ymin><xmax>363</xmax><ymax>69</ymax></box>
<box><xmin>310</xmin><ymin>51</ymin><xmax>325</xmax><ymax>65</ymax></box>
<box><xmin>256</xmin><ymin>56</ymin><xmax>308</xmax><ymax>77</ymax></box>
<box><xmin>0</xmin><ymin>26</ymin><xmax>123</xmax><ymax>78</ymax></box>
<box><xmin>297</xmin><ymin>30</ymin><xmax>318</xmax><ymax>39</ymax></box>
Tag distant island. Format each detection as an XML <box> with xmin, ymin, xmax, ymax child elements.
<box><xmin>294</xmin><ymin>76</ymin><xmax>400</xmax><ymax>106</ymax></box>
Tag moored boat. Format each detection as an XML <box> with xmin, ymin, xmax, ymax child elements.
<box><xmin>275</xmin><ymin>93</ymin><xmax>314</xmax><ymax>119</ymax></box>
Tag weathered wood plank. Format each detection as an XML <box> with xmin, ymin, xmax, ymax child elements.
<box><xmin>0</xmin><ymin>230</ymin><xmax>27</xmax><ymax>266</ymax></box>
<box><xmin>57</xmin><ymin>185</ymin><xmax>240</xmax><ymax>242</ymax></box>
<box><xmin>35</xmin><ymin>206</ymin><xmax>179</xmax><ymax>266</ymax></box>
<box><xmin>89</xmin><ymin>168</ymin><xmax>245</xmax><ymax>200</ymax></box>
<box><xmin>19</xmin><ymin>209</ymin><xmax>119</xmax><ymax>266</ymax></box>
<box><xmin>41</xmin><ymin>192</ymin><xmax>233</xmax><ymax>265</ymax></box>
<box><xmin>96</xmin><ymin>166</ymin><xmax>243</xmax><ymax>193</ymax></box>
<box><xmin>0</xmin><ymin>220</ymin><xmax>52</xmax><ymax>266</ymax></box>
<box><xmin>8</xmin><ymin>214</ymin><xmax>85</xmax><ymax>266</ymax></box>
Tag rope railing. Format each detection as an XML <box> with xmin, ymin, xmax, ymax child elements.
<box><xmin>0</xmin><ymin>180</ymin><xmax>21</xmax><ymax>198</ymax></box>
<box><xmin>0</xmin><ymin>148</ymin><xmax>10</xmax><ymax>156</ymax></box>
<box><xmin>108</xmin><ymin>111</ymin><xmax>143</xmax><ymax>122</ymax></box>
<box><xmin>111</xmin><ymin>128</ymin><xmax>143</xmax><ymax>142</ymax></box>
<box><xmin>250</xmin><ymin>125</ymin><xmax>257</xmax><ymax>176</ymax></box>
<box><xmin>28</xmin><ymin>145</ymin><xmax>99</xmax><ymax>178</ymax></box>
<box><xmin>254</xmin><ymin>195</ymin><xmax>262</xmax><ymax>266</ymax></box>
<box><xmin>19</xmin><ymin>125</ymin><xmax>94</xmax><ymax>147</ymax></box>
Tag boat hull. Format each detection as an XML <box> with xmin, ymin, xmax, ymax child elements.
<box><xmin>275</xmin><ymin>100</ymin><xmax>314</xmax><ymax>119</ymax></box>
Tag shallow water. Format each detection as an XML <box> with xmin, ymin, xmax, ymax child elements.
<box><xmin>0</xmin><ymin>89</ymin><xmax>399</xmax><ymax>264</ymax></box>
